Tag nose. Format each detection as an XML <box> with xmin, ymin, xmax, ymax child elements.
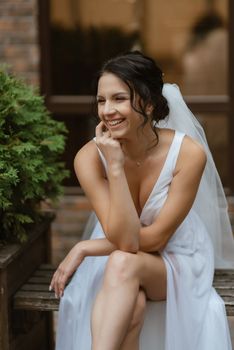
<box><xmin>103</xmin><ymin>101</ymin><xmax>116</xmax><ymax>115</ymax></box>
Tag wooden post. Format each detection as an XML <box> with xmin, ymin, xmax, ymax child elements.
<box><xmin>229</xmin><ymin>0</ymin><xmax>234</xmax><ymax>193</ymax></box>
<box><xmin>0</xmin><ymin>214</ymin><xmax>54</xmax><ymax>350</ymax></box>
<box><xmin>0</xmin><ymin>270</ymin><xmax>10</xmax><ymax>350</ymax></box>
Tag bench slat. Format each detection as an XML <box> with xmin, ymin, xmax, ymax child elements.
<box><xmin>14</xmin><ymin>290</ymin><xmax>59</xmax><ymax>311</ymax></box>
<box><xmin>14</xmin><ymin>265</ymin><xmax>59</xmax><ymax>311</ymax></box>
<box><xmin>13</xmin><ymin>265</ymin><xmax>234</xmax><ymax>315</ymax></box>
<box><xmin>34</xmin><ymin>270</ymin><xmax>55</xmax><ymax>277</ymax></box>
<box><xmin>27</xmin><ymin>276</ymin><xmax>52</xmax><ymax>284</ymax></box>
<box><xmin>214</xmin><ymin>269</ymin><xmax>234</xmax><ymax>275</ymax></box>
<box><xmin>20</xmin><ymin>284</ymin><xmax>51</xmax><ymax>292</ymax></box>
<box><xmin>39</xmin><ymin>264</ymin><xmax>56</xmax><ymax>270</ymax></box>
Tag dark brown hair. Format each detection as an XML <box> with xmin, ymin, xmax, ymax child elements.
<box><xmin>93</xmin><ymin>51</ymin><xmax>169</xmax><ymax>144</ymax></box>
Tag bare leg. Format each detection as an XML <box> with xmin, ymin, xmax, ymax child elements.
<box><xmin>91</xmin><ymin>251</ymin><xmax>140</xmax><ymax>350</ymax></box>
<box><xmin>91</xmin><ymin>250</ymin><xmax>166</xmax><ymax>350</ymax></box>
<box><xmin>119</xmin><ymin>290</ymin><xmax>146</xmax><ymax>350</ymax></box>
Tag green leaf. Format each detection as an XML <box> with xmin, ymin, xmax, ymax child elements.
<box><xmin>0</xmin><ymin>66</ymin><xmax>69</xmax><ymax>243</ymax></box>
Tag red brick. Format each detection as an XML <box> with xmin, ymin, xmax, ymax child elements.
<box><xmin>0</xmin><ymin>0</ymin><xmax>39</xmax><ymax>86</ymax></box>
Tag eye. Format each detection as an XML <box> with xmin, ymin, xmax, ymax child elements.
<box><xmin>96</xmin><ymin>98</ymin><xmax>105</xmax><ymax>104</ymax></box>
<box><xmin>115</xmin><ymin>95</ymin><xmax>128</xmax><ymax>101</ymax></box>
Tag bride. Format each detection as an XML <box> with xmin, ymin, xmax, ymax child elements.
<box><xmin>50</xmin><ymin>51</ymin><xmax>234</xmax><ymax>350</ymax></box>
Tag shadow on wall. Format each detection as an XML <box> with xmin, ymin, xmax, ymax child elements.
<box><xmin>181</xmin><ymin>10</ymin><xmax>227</xmax><ymax>95</ymax></box>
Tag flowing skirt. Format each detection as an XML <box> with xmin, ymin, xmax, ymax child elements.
<box><xmin>56</xmin><ymin>219</ymin><xmax>232</xmax><ymax>350</ymax></box>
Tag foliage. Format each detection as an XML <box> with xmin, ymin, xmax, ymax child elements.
<box><xmin>0</xmin><ymin>67</ymin><xmax>69</xmax><ymax>243</ymax></box>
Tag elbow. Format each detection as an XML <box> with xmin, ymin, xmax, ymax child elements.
<box><xmin>140</xmin><ymin>233</ymin><xmax>168</xmax><ymax>253</ymax></box>
<box><xmin>118</xmin><ymin>241</ymin><xmax>139</xmax><ymax>253</ymax></box>
<box><xmin>117</xmin><ymin>227</ymin><xmax>140</xmax><ymax>253</ymax></box>
<box><xmin>107</xmin><ymin>234</ymin><xmax>139</xmax><ymax>253</ymax></box>
<box><xmin>106</xmin><ymin>223</ymin><xmax>140</xmax><ymax>253</ymax></box>
<box><xmin>157</xmin><ymin>235</ymin><xmax>170</xmax><ymax>252</ymax></box>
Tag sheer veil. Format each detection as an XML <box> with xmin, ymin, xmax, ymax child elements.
<box><xmin>83</xmin><ymin>83</ymin><xmax>234</xmax><ymax>268</ymax></box>
<box><xmin>160</xmin><ymin>83</ymin><xmax>234</xmax><ymax>268</ymax></box>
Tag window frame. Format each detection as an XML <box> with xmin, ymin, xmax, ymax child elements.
<box><xmin>38</xmin><ymin>0</ymin><xmax>234</xmax><ymax>192</ymax></box>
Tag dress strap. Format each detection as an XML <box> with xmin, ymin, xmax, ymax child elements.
<box><xmin>170</xmin><ymin>131</ymin><xmax>185</xmax><ymax>171</ymax></box>
<box><xmin>93</xmin><ymin>132</ymin><xmax>185</xmax><ymax>176</ymax></box>
<box><xmin>93</xmin><ymin>137</ymin><xmax>108</xmax><ymax>173</ymax></box>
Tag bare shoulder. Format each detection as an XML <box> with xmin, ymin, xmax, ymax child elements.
<box><xmin>74</xmin><ymin>140</ymin><xmax>96</xmax><ymax>167</ymax></box>
<box><xmin>73</xmin><ymin>140</ymin><xmax>110</xmax><ymax>225</ymax></box>
<box><xmin>158</xmin><ymin>128</ymin><xmax>206</xmax><ymax>164</ymax></box>
<box><xmin>182</xmin><ymin>135</ymin><xmax>207</xmax><ymax>163</ymax></box>
<box><xmin>74</xmin><ymin>140</ymin><xmax>105</xmax><ymax>180</ymax></box>
<box><xmin>176</xmin><ymin>134</ymin><xmax>207</xmax><ymax>174</ymax></box>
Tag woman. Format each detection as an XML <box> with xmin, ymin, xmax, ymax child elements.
<box><xmin>51</xmin><ymin>51</ymin><xmax>234</xmax><ymax>350</ymax></box>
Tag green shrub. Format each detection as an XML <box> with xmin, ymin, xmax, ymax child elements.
<box><xmin>0</xmin><ymin>67</ymin><xmax>69</xmax><ymax>243</ymax></box>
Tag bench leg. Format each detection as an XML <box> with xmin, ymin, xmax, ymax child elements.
<box><xmin>0</xmin><ymin>270</ymin><xmax>10</xmax><ymax>350</ymax></box>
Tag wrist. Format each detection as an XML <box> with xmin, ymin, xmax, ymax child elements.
<box><xmin>108</xmin><ymin>163</ymin><xmax>124</xmax><ymax>177</ymax></box>
<box><xmin>74</xmin><ymin>241</ymin><xmax>87</xmax><ymax>259</ymax></box>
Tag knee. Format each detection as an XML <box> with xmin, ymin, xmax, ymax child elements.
<box><xmin>104</xmin><ymin>250</ymin><xmax>136</xmax><ymax>285</ymax></box>
<box><xmin>129</xmin><ymin>290</ymin><xmax>146</xmax><ymax>330</ymax></box>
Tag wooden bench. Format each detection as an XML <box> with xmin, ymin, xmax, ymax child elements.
<box><xmin>0</xmin><ymin>214</ymin><xmax>55</xmax><ymax>350</ymax></box>
<box><xmin>13</xmin><ymin>264</ymin><xmax>234</xmax><ymax>316</ymax></box>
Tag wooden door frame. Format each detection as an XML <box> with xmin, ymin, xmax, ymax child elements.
<box><xmin>38</xmin><ymin>0</ymin><xmax>234</xmax><ymax>192</ymax></box>
<box><xmin>229</xmin><ymin>0</ymin><xmax>234</xmax><ymax>192</ymax></box>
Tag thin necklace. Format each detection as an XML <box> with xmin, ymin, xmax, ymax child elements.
<box><xmin>124</xmin><ymin>152</ymin><xmax>148</xmax><ymax>167</ymax></box>
<box><xmin>123</xmin><ymin>134</ymin><xmax>157</xmax><ymax>167</ymax></box>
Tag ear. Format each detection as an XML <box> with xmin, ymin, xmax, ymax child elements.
<box><xmin>146</xmin><ymin>104</ymin><xmax>153</xmax><ymax>116</ymax></box>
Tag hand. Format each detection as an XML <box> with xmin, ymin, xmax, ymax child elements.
<box><xmin>95</xmin><ymin>121</ymin><xmax>125</xmax><ymax>169</ymax></box>
<box><xmin>49</xmin><ymin>243</ymin><xmax>85</xmax><ymax>298</ymax></box>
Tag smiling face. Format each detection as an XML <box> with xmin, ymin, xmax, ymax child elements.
<box><xmin>96</xmin><ymin>73</ymin><xmax>144</xmax><ymax>140</ymax></box>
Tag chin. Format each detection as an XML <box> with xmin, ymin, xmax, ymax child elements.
<box><xmin>110</xmin><ymin>129</ymin><xmax>127</xmax><ymax>139</ymax></box>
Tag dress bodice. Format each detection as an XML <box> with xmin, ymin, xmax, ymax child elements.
<box><xmin>95</xmin><ymin>131</ymin><xmax>212</xmax><ymax>257</ymax></box>
<box><xmin>94</xmin><ymin>130</ymin><xmax>185</xmax><ymax>227</ymax></box>
<box><xmin>139</xmin><ymin>130</ymin><xmax>185</xmax><ymax>226</ymax></box>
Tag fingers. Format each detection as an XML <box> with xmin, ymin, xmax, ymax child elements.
<box><xmin>50</xmin><ymin>270</ymin><xmax>60</xmax><ymax>298</ymax></box>
<box><xmin>95</xmin><ymin>121</ymin><xmax>105</xmax><ymax>138</ymax></box>
<box><xmin>49</xmin><ymin>245</ymin><xmax>84</xmax><ymax>298</ymax></box>
<box><xmin>49</xmin><ymin>267</ymin><xmax>67</xmax><ymax>298</ymax></box>
<box><xmin>49</xmin><ymin>273</ymin><xmax>55</xmax><ymax>291</ymax></box>
<box><xmin>95</xmin><ymin>121</ymin><xmax>110</xmax><ymax>139</ymax></box>
<box><xmin>57</xmin><ymin>272</ymin><xmax>66</xmax><ymax>298</ymax></box>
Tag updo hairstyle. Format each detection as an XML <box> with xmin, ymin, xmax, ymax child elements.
<box><xmin>94</xmin><ymin>51</ymin><xmax>169</xmax><ymax>143</ymax></box>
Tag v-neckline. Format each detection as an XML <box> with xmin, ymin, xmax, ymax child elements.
<box><xmin>139</xmin><ymin>130</ymin><xmax>177</xmax><ymax>219</ymax></box>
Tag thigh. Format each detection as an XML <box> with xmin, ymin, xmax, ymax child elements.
<box><xmin>136</xmin><ymin>251</ymin><xmax>167</xmax><ymax>301</ymax></box>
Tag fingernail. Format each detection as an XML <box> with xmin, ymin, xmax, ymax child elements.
<box><xmin>49</xmin><ymin>285</ymin><xmax>52</xmax><ymax>291</ymax></box>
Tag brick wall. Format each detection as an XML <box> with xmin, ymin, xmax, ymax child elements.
<box><xmin>0</xmin><ymin>0</ymin><xmax>39</xmax><ymax>86</ymax></box>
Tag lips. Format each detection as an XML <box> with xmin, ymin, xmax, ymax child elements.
<box><xmin>106</xmin><ymin>118</ymin><xmax>125</xmax><ymax>127</ymax></box>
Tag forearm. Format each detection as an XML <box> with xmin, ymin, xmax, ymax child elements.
<box><xmin>106</xmin><ymin>164</ymin><xmax>140</xmax><ymax>251</ymax></box>
<box><xmin>138</xmin><ymin>225</ymin><xmax>169</xmax><ymax>253</ymax></box>
<box><xmin>51</xmin><ymin>238</ymin><xmax>117</xmax><ymax>298</ymax></box>
<box><xmin>79</xmin><ymin>238</ymin><xmax>117</xmax><ymax>257</ymax></box>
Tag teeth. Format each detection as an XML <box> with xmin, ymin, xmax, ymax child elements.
<box><xmin>108</xmin><ymin>119</ymin><xmax>124</xmax><ymax>126</ymax></box>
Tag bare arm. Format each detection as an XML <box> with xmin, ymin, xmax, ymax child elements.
<box><xmin>138</xmin><ymin>137</ymin><xmax>207</xmax><ymax>252</ymax></box>
<box><xmin>76</xmin><ymin>134</ymin><xmax>206</xmax><ymax>254</ymax></box>
<box><xmin>51</xmin><ymin>135</ymin><xmax>206</xmax><ymax>297</ymax></box>
<box><xmin>79</xmin><ymin>238</ymin><xmax>116</xmax><ymax>256</ymax></box>
<box><xmin>50</xmin><ymin>122</ymin><xmax>141</xmax><ymax>297</ymax></box>
<box><xmin>75</xmin><ymin>122</ymin><xmax>140</xmax><ymax>252</ymax></box>
<box><xmin>50</xmin><ymin>237</ymin><xmax>117</xmax><ymax>297</ymax></box>
<box><xmin>105</xmin><ymin>165</ymin><xmax>140</xmax><ymax>251</ymax></box>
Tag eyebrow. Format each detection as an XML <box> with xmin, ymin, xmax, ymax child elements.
<box><xmin>96</xmin><ymin>92</ymin><xmax>130</xmax><ymax>99</ymax></box>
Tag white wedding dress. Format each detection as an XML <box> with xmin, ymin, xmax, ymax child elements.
<box><xmin>55</xmin><ymin>130</ymin><xmax>232</xmax><ymax>350</ymax></box>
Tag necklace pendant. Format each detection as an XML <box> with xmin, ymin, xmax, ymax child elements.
<box><xmin>136</xmin><ymin>161</ymin><xmax>141</xmax><ymax>167</ymax></box>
